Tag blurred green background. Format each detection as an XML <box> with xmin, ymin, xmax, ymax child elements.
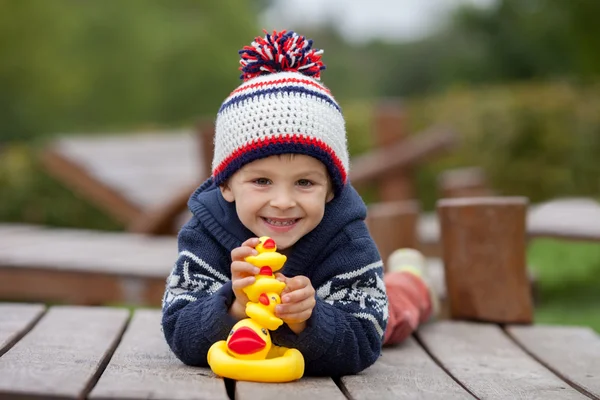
<box><xmin>0</xmin><ymin>0</ymin><xmax>598</xmax><ymax>331</ymax></box>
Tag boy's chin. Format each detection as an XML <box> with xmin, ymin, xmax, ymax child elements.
<box><xmin>269</xmin><ymin>236</ymin><xmax>296</xmax><ymax>251</ymax></box>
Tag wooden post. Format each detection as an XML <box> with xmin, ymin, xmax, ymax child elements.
<box><xmin>373</xmin><ymin>100</ymin><xmax>414</xmax><ymax>201</ymax></box>
<box><xmin>437</xmin><ymin>197</ymin><xmax>533</xmax><ymax>323</ymax></box>
<box><xmin>366</xmin><ymin>200</ymin><xmax>419</xmax><ymax>272</ymax></box>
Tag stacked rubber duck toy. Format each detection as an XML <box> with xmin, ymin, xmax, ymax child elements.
<box><xmin>207</xmin><ymin>237</ymin><xmax>305</xmax><ymax>382</ymax></box>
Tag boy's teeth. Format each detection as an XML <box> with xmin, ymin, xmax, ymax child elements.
<box><xmin>265</xmin><ymin>218</ymin><xmax>295</xmax><ymax>226</ymax></box>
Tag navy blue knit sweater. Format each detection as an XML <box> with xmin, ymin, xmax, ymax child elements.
<box><xmin>161</xmin><ymin>178</ymin><xmax>388</xmax><ymax>376</ymax></box>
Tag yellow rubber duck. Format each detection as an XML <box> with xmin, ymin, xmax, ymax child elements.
<box><xmin>207</xmin><ymin>318</ymin><xmax>304</xmax><ymax>382</ymax></box>
<box><xmin>245</xmin><ymin>292</ymin><xmax>283</xmax><ymax>331</ymax></box>
<box><xmin>243</xmin><ymin>236</ymin><xmax>286</xmax><ymax>302</ymax></box>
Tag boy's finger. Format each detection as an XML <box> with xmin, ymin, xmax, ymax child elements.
<box><xmin>274</xmin><ymin>272</ymin><xmax>286</xmax><ymax>282</ymax></box>
<box><xmin>281</xmin><ymin>285</ymin><xmax>315</xmax><ymax>304</ymax></box>
<box><xmin>284</xmin><ymin>275</ymin><xmax>311</xmax><ymax>291</ymax></box>
<box><xmin>281</xmin><ymin>310</ymin><xmax>312</xmax><ymax>325</ymax></box>
<box><xmin>241</xmin><ymin>237</ymin><xmax>260</xmax><ymax>247</ymax></box>
<box><xmin>231</xmin><ymin>246</ymin><xmax>258</xmax><ymax>261</ymax></box>
<box><xmin>231</xmin><ymin>261</ymin><xmax>260</xmax><ymax>276</ymax></box>
<box><xmin>277</xmin><ymin>295</ymin><xmax>315</xmax><ymax>315</ymax></box>
<box><xmin>232</xmin><ymin>276</ymin><xmax>256</xmax><ymax>290</ymax></box>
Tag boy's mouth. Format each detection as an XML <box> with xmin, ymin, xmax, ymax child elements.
<box><xmin>262</xmin><ymin>217</ymin><xmax>299</xmax><ymax>227</ymax></box>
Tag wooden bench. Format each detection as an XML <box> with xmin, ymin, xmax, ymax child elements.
<box><xmin>41</xmin><ymin>129</ymin><xmax>209</xmax><ymax>235</ymax></box>
<box><xmin>0</xmin><ymin>304</ymin><xmax>598</xmax><ymax>399</ymax></box>
<box><xmin>0</xmin><ymin>224</ymin><xmax>176</xmax><ymax>306</ymax></box>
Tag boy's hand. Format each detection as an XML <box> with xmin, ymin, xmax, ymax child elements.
<box><xmin>275</xmin><ymin>274</ymin><xmax>316</xmax><ymax>334</ymax></box>
<box><xmin>229</xmin><ymin>237</ymin><xmax>260</xmax><ymax>319</ymax></box>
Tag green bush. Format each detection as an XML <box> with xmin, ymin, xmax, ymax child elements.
<box><xmin>404</xmin><ymin>82</ymin><xmax>600</xmax><ymax>209</ymax></box>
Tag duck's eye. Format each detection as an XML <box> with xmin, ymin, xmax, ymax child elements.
<box><xmin>271</xmin><ymin>296</ymin><xmax>276</xmax><ymax>301</ymax></box>
<box><xmin>261</xmin><ymin>328</ymin><xmax>267</xmax><ymax>335</ymax></box>
<box><xmin>229</xmin><ymin>330</ymin><xmax>234</xmax><ymax>336</ymax></box>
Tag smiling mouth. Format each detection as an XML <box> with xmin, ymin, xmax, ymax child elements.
<box><xmin>262</xmin><ymin>217</ymin><xmax>299</xmax><ymax>226</ymax></box>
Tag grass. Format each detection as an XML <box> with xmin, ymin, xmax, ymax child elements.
<box><xmin>527</xmin><ymin>238</ymin><xmax>600</xmax><ymax>333</ymax></box>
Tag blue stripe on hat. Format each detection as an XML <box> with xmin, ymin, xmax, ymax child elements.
<box><xmin>218</xmin><ymin>86</ymin><xmax>342</xmax><ymax>114</ymax></box>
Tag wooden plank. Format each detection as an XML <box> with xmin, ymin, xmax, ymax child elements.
<box><xmin>342</xmin><ymin>337</ymin><xmax>473</xmax><ymax>399</ymax></box>
<box><xmin>0</xmin><ymin>303</ymin><xmax>46</xmax><ymax>357</ymax></box>
<box><xmin>0</xmin><ymin>226</ymin><xmax>176</xmax><ymax>305</ymax></box>
<box><xmin>350</xmin><ymin>128</ymin><xmax>457</xmax><ymax>187</ymax></box>
<box><xmin>417</xmin><ymin>321</ymin><xmax>587</xmax><ymax>399</ymax></box>
<box><xmin>90</xmin><ymin>309</ymin><xmax>228</xmax><ymax>400</ymax></box>
<box><xmin>0</xmin><ymin>226</ymin><xmax>176</xmax><ymax>274</ymax></box>
<box><xmin>438</xmin><ymin>197</ymin><xmax>533</xmax><ymax>323</ymax></box>
<box><xmin>0</xmin><ymin>306</ymin><xmax>129</xmax><ymax>399</ymax></box>
<box><xmin>528</xmin><ymin>197</ymin><xmax>600</xmax><ymax>242</ymax></box>
<box><xmin>507</xmin><ymin>325</ymin><xmax>600</xmax><ymax>399</ymax></box>
<box><xmin>237</xmin><ymin>377</ymin><xmax>344</xmax><ymax>400</ymax></box>
<box><xmin>0</xmin><ymin>268</ymin><xmax>166</xmax><ymax>306</ymax></box>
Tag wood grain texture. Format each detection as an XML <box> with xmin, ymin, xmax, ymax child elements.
<box><xmin>90</xmin><ymin>309</ymin><xmax>228</xmax><ymax>400</ymax></box>
<box><xmin>437</xmin><ymin>197</ymin><xmax>533</xmax><ymax>323</ymax></box>
<box><xmin>0</xmin><ymin>305</ymin><xmax>129</xmax><ymax>399</ymax></box>
<box><xmin>236</xmin><ymin>377</ymin><xmax>344</xmax><ymax>400</ymax></box>
<box><xmin>507</xmin><ymin>324</ymin><xmax>600</xmax><ymax>399</ymax></box>
<box><xmin>342</xmin><ymin>337</ymin><xmax>473</xmax><ymax>399</ymax></box>
<box><xmin>417</xmin><ymin>321</ymin><xmax>587</xmax><ymax>399</ymax></box>
<box><xmin>0</xmin><ymin>303</ymin><xmax>45</xmax><ymax>356</ymax></box>
<box><xmin>366</xmin><ymin>200</ymin><xmax>419</xmax><ymax>269</ymax></box>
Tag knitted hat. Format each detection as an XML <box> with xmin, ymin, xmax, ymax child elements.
<box><xmin>212</xmin><ymin>30</ymin><xmax>349</xmax><ymax>195</ymax></box>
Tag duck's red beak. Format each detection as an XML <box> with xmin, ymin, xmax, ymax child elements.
<box><xmin>262</xmin><ymin>238</ymin><xmax>276</xmax><ymax>249</ymax></box>
<box><xmin>227</xmin><ymin>327</ymin><xmax>266</xmax><ymax>355</ymax></box>
<box><xmin>259</xmin><ymin>293</ymin><xmax>270</xmax><ymax>305</ymax></box>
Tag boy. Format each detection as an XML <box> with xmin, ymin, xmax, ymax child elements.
<box><xmin>161</xmin><ymin>30</ymin><xmax>435</xmax><ymax>376</ymax></box>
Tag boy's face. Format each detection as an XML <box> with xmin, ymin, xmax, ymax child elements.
<box><xmin>220</xmin><ymin>154</ymin><xmax>334</xmax><ymax>250</ymax></box>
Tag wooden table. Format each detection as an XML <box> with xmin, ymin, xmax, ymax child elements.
<box><xmin>1</xmin><ymin>303</ymin><xmax>598</xmax><ymax>399</ymax></box>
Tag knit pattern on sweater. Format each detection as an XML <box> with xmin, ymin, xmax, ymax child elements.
<box><xmin>161</xmin><ymin>178</ymin><xmax>388</xmax><ymax>376</ymax></box>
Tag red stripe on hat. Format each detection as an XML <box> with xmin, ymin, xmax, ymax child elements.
<box><xmin>229</xmin><ymin>77</ymin><xmax>332</xmax><ymax>97</ymax></box>
<box><xmin>213</xmin><ymin>134</ymin><xmax>346</xmax><ymax>182</ymax></box>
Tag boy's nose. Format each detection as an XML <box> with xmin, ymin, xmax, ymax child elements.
<box><xmin>269</xmin><ymin>188</ymin><xmax>296</xmax><ymax>209</ymax></box>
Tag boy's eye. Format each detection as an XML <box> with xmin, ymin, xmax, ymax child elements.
<box><xmin>253</xmin><ymin>178</ymin><xmax>271</xmax><ymax>185</ymax></box>
<box><xmin>297</xmin><ymin>179</ymin><xmax>313</xmax><ymax>187</ymax></box>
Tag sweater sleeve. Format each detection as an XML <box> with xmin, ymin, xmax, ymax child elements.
<box><xmin>161</xmin><ymin>225</ymin><xmax>238</xmax><ymax>367</ymax></box>
<box><xmin>271</xmin><ymin>235</ymin><xmax>388</xmax><ymax>376</ymax></box>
